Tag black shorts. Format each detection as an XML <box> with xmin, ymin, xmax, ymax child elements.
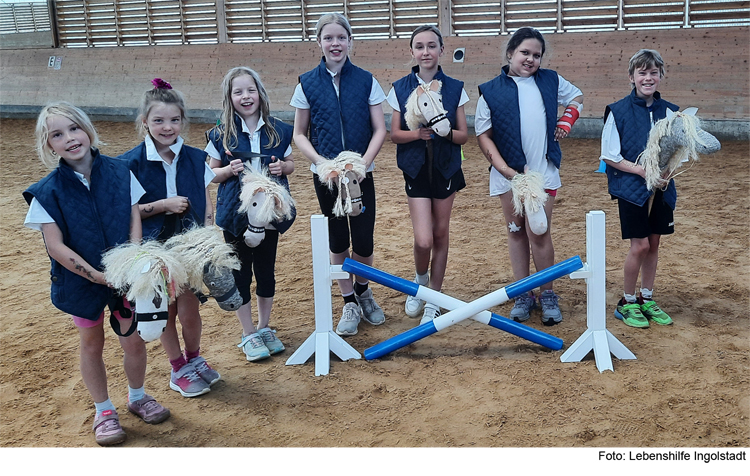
<box><xmin>404</xmin><ymin>161</ymin><xmax>465</xmax><ymax>199</ymax></box>
<box><xmin>617</xmin><ymin>189</ymin><xmax>674</xmax><ymax>240</ymax></box>
<box><xmin>223</xmin><ymin>229</ymin><xmax>279</xmax><ymax>301</ymax></box>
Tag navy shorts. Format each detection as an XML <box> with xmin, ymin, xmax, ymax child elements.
<box><xmin>616</xmin><ymin>189</ymin><xmax>674</xmax><ymax>240</ymax></box>
<box><xmin>404</xmin><ymin>160</ymin><xmax>465</xmax><ymax>199</ymax></box>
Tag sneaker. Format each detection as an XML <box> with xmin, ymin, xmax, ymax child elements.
<box><xmin>614</xmin><ymin>299</ymin><xmax>649</xmax><ymax>328</ymax></box>
<box><xmin>356</xmin><ymin>288</ymin><xmax>385</xmax><ymax>325</ymax></box>
<box><xmin>237</xmin><ymin>332</ymin><xmax>271</xmax><ymax>361</ymax></box>
<box><xmin>169</xmin><ymin>363</ymin><xmax>211</xmax><ymax>397</ymax></box>
<box><xmin>258</xmin><ymin>327</ymin><xmax>285</xmax><ymax>355</ymax></box>
<box><xmin>405</xmin><ymin>278</ymin><xmax>426</xmax><ymax>317</ymax></box>
<box><xmin>539</xmin><ymin>290</ymin><xmax>563</xmax><ymax>326</ymax></box>
<box><xmin>92</xmin><ymin>409</ymin><xmax>126</xmax><ymax>446</ymax></box>
<box><xmin>640</xmin><ymin>299</ymin><xmax>673</xmax><ymax>325</ymax></box>
<box><xmin>335</xmin><ymin>302</ymin><xmax>361</xmax><ymax>336</ymax></box>
<box><xmin>510</xmin><ymin>292</ymin><xmax>536</xmax><ymax>322</ymax></box>
<box><xmin>419</xmin><ymin>303</ymin><xmax>441</xmax><ymax>325</ymax></box>
<box><xmin>189</xmin><ymin>356</ymin><xmax>221</xmax><ymax>386</ymax></box>
<box><xmin>127</xmin><ymin>395</ymin><xmax>170</xmax><ymax>424</ymax></box>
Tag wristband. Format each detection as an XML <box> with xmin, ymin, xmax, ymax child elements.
<box><xmin>556</xmin><ymin>103</ymin><xmax>580</xmax><ymax>133</ymax></box>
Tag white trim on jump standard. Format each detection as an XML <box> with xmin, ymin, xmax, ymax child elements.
<box><xmin>285</xmin><ymin>215</ymin><xmax>361</xmax><ymax>376</ymax></box>
<box><xmin>561</xmin><ymin>210</ymin><xmax>636</xmax><ymax>372</ymax></box>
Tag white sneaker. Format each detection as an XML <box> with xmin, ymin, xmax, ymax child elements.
<box><xmin>405</xmin><ymin>278</ymin><xmax>427</xmax><ymax>317</ymax></box>
<box><xmin>336</xmin><ymin>302</ymin><xmax>362</xmax><ymax>336</ymax></box>
<box><xmin>419</xmin><ymin>303</ymin><xmax>441</xmax><ymax>325</ymax></box>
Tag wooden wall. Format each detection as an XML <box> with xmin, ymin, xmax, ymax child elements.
<box><xmin>1</xmin><ymin>27</ymin><xmax>748</xmax><ymax>124</ymax></box>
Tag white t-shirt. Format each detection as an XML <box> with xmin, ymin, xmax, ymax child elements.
<box><xmin>475</xmin><ymin>73</ymin><xmax>582</xmax><ymax>196</ymax></box>
<box><xmin>290</xmin><ymin>66</ymin><xmax>386</xmax><ymax>175</ymax></box>
<box><xmin>24</xmin><ymin>170</ymin><xmax>145</xmax><ymax>231</ymax></box>
<box><xmin>205</xmin><ymin>115</ymin><xmax>293</xmax><ymax>172</ymax></box>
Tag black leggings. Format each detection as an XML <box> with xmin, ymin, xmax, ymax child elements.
<box><xmin>313</xmin><ymin>171</ymin><xmax>376</xmax><ymax>257</ymax></box>
<box><xmin>223</xmin><ymin>229</ymin><xmax>279</xmax><ymax>303</ymax></box>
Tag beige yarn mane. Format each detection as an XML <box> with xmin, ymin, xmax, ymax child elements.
<box><xmin>316</xmin><ymin>151</ymin><xmax>367</xmax><ymax>217</ymax></box>
<box><xmin>238</xmin><ymin>167</ymin><xmax>295</xmax><ymax>225</ymax></box>
<box><xmin>637</xmin><ymin>112</ymin><xmax>704</xmax><ymax>191</ymax></box>
<box><xmin>510</xmin><ymin>171</ymin><xmax>548</xmax><ymax>217</ymax></box>
<box><xmin>101</xmin><ymin>240</ymin><xmax>187</xmax><ymax>303</ymax></box>
<box><xmin>164</xmin><ymin>225</ymin><xmax>240</xmax><ymax>292</ymax></box>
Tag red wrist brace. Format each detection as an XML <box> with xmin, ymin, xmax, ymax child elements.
<box><xmin>556</xmin><ymin>104</ymin><xmax>580</xmax><ymax>133</ymax></box>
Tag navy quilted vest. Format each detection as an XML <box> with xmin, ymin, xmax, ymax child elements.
<box><xmin>605</xmin><ymin>90</ymin><xmax>679</xmax><ymax>208</ymax></box>
<box><xmin>478</xmin><ymin>66</ymin><xmax>561</xmax><ymax>173</ymax></box>
<box><xmin>393</xmin><ymin>66</ymin><xmax>464</xmax><ymax>179</ymax></box>
<box><xmin>299</xmin><ymin>57</ymin><xmax>372</xmax><ymax>158</ymax></box>
<box><xmin>119</xmin><ymin>142</ymin><xmax>208</xmax><ymax>240</ymax></box>
<box><xmin>207</xmin><ymin>114</ymin><xmax>295</xmax><ymax>237</ymax></box>
<box><xmin>23</xmin><ymin>150</ymin><xmax>132</xmax><ymax>320</ymax></box>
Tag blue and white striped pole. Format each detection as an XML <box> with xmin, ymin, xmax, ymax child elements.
<box><xmin>342</xmin><ymin>256</ymin><xmax>583</xmax><ymax>360</ymax></box>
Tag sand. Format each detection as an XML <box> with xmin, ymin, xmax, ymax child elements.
<box><xmin>1</xmin><ymin>119</ymin><xmax>747</xmax><ymax>452</ymax></box>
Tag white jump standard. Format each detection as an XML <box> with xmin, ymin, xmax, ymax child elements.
<box><xmin>285</xmin><ymin>215</ymin><xmax>361</xmax><ymax>376</ymax></box>
<box><xmin>561</xmin><ymin>210</ymin><xmax>636</xmax><ymax>372</ymax></box>
<box><xmin>344</xmin><ymin>256</ymin><xmax>583</xmax><ymax>360</ymax></box>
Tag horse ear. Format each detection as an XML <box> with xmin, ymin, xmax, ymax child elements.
<box><xmin>666</xmin><ymin>109</ymin><xmax>675</xmax><ymax>120</ymax></box>
<box><xmin>415</xmin><ymin>85</ymin><xmax>426</xmax><ymax>97</ymax></box>
<box><xmin>682</xmin><ymin>107</ymin><xmax>699</xmax><ymax>116</ymax></box>
<box><xmin>429</xmin><ymin>80</ymin><xmax>440</xmax><ymax>92</ymax></box>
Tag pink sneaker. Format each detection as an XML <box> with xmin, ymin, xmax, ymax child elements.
<box><xmin>93</xmin><ymin>409</ymin><xmax>126</xmax><ymax>446</ymax></box>
<box><xmin>169</xmin><ymin>362</ymin><xmax>210</xmax><ymax>397</ymax></box>
<box><xmin>127</xmin><ymin>394</ymin><xmax>171</xmax><ymax>424</ymax></box>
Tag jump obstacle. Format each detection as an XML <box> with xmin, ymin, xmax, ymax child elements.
<box><xmin>285</xmin><ymin>215</ymin><xmax>361</xmax><ymax>376</ymax></box>
<box><xmin>343</xmin><ymin>256</ymin><xmax>583</xmax><ymax>360</ymax></box>
<box><xmin>561</xmin><ymin>210</ymin><xmax>636</xmax><ymax>372</ymax></box>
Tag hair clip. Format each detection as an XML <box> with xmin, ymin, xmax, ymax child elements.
<box><xmin>151</xmin><ymin>78</ymin><xmax>172</xmax><ymax>90</ymax></box>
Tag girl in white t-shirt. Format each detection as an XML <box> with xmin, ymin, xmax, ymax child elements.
<box><xmin>476</xmin><ymin>27</ymin><xmax>583</xmax><ymax>325</ymax></box>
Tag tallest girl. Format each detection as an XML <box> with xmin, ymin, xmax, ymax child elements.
<box><xmin>291</xmin><ymin>12</ymin><xmax>388</xmax><ymax>337</ymax></box>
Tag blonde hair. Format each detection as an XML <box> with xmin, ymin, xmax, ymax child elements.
<box><xmin>628</xmin><ymin>49</ymin><xmax>666</xmax><ymax>79</ymax></box>
<box><xmin>35</xmin><ymin>102</ymin><xmax>100</xmax><ymax>169</ymax></box>
<box><xmin>136</xmin><ymin>81</ymin><xmax>189</xmax><ymax>139</ymax></box>
<box><xmin>315</xmin><ymin>12</ymin><xmax>352</xmax><ymax>39</ymax></box>
<box><xmin>215</xmin><ymin>67</ymin><xmax>280</xmax><ymax>153</ymax></box>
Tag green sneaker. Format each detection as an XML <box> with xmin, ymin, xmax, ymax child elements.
<box><xmin>640</xmin><ymin>300</ymin><xmax>673</xmax><ymax>325</ymax></box>
<box><xmin>614</xmin><ymin>300</ymin><xmax>649</xmax><ymax>328</ymax></box>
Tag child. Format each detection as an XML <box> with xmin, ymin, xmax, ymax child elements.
<box><xmin>600</xmin><ymin>49</ymin><xmax>677</xmax><ymax>328</ymax></box>
<box><xmin>291</xmin><ymin>12</ymin><xmax>388</xmax><ymax>336</ymax></box>
<box><xmin>386</xmin><ymin>25</ymin><xmax>469</xmax><ymax>324</ymax></box>
<box><xmin>23</xmin><ymin>102</ymin><xmax>170</xmax><ymax>446</ymax></box>
<box><xmin>206</xmin><ymin>67</ymin><xmax>295</xmax><ymax>362</ymax></box>
<box><xmin>476</xmin><ymin>27</ymin><xmax>583</xmax><ymax>325</ymax></box>
<box><xmin>119</xmin><ymin>79</ymin><xmax>219</xmax><ymax>397</ymax></box>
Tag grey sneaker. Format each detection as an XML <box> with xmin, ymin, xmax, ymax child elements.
<box><xmin>189</xmin><ymin>356</ymin><xmax>221</xmax><ymax>386</ymax></box>
<box><xmin>419</xmin><ymin>303</ymin><xmax>441</xmax><ymax>325</ymax></box>
<box><xmin>258</xmin><ymin>327</ymin><xmax>285</xmax><ymax>355</ymax></box>
<box><xmin>405</xmin><ymin>278</ymin><xmax>426</xmax><ymax>317</ymax></box>
<box><xmin>237</xmin><ymin>332</ymin><xmax>271</xmax><ymax>361</ymax></box>
<box><xmin>169</xmin><ymin>363</ymin><xmax>211</xmax><ymax>397</ymax></box>
<box><xmin>356</xmin><ymin>288</ymin><xmax>385</xmax><ymax>325</ymax></box>
<box><xmin>539</xmin><ymin>290</ymin><xmax>563</xmax><ymax>326</ymax></box>
<box><xmin>510</xmin><ymin>292</ymin><xmax>537</xmax><ymax>322</ymax></box>
<box><xmin>336</xmin><ymin>302</ymin><xmax>362</xmax><ymax>336</ymax></box>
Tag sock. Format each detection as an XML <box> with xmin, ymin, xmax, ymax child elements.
<box><xmin>354</xmin><ymin>281</ymin><xmax>369</xmax><ymax>296</ymax></box>
<box><xmin>170</xmin><ymin>355</ymin><xmax>187</xmax><ymax>373</ymax></box>
<box><xmin>640</xmin><ymin>288</ymin><xmax>653</xmax><ymax>301</ymax></box>
<box><xmin>415</xmin><ymin>271</ymin><xmax>429</xmax><ymax>286</ymax></box>
<box><xmin>342</xmin><ymin>292</ymin><xmax>357</xmax><ymax>305</ymax></box>
<box><xmin>185</xmin><ymin>348</ymin><xmax>200</xmax><ymax>361</ymax></box>
<box><xmin>94</xmin><ymin>398</ymin><xmax>116</xmax><ymax>417</ymax></box>
<box><xmin>623</xmin><ymin>293</ymin><xmax>637</xmax><ymax>304</ymax></box>
<box><xmin>128</xmin><ymin>385</ymin><xmax>145</xmax><ymax>403</ymax></box>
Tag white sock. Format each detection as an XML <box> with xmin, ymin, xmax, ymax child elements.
<box><xmin>415</xmin><ymin>272</ymin><xmax>429</xmax><ymax>286</ymax></box>
<box><xmin>128</xmin><ymin>385</ymin><xmax>145</xmax><ymax>403</ymax></box>
<box><xmin>624</xmin><ymin>293</ymin><xmax>637</xmax><ymax>304</ymax></box>
<box><xmin>94</xmin><ymin>398</ymin><xmax>116</xmax><ymax>416</ymax></box>
<box><xmin>640</xmin><ymin>288</ymin><xmax>653</xmax><ymax>300</ymax></box>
